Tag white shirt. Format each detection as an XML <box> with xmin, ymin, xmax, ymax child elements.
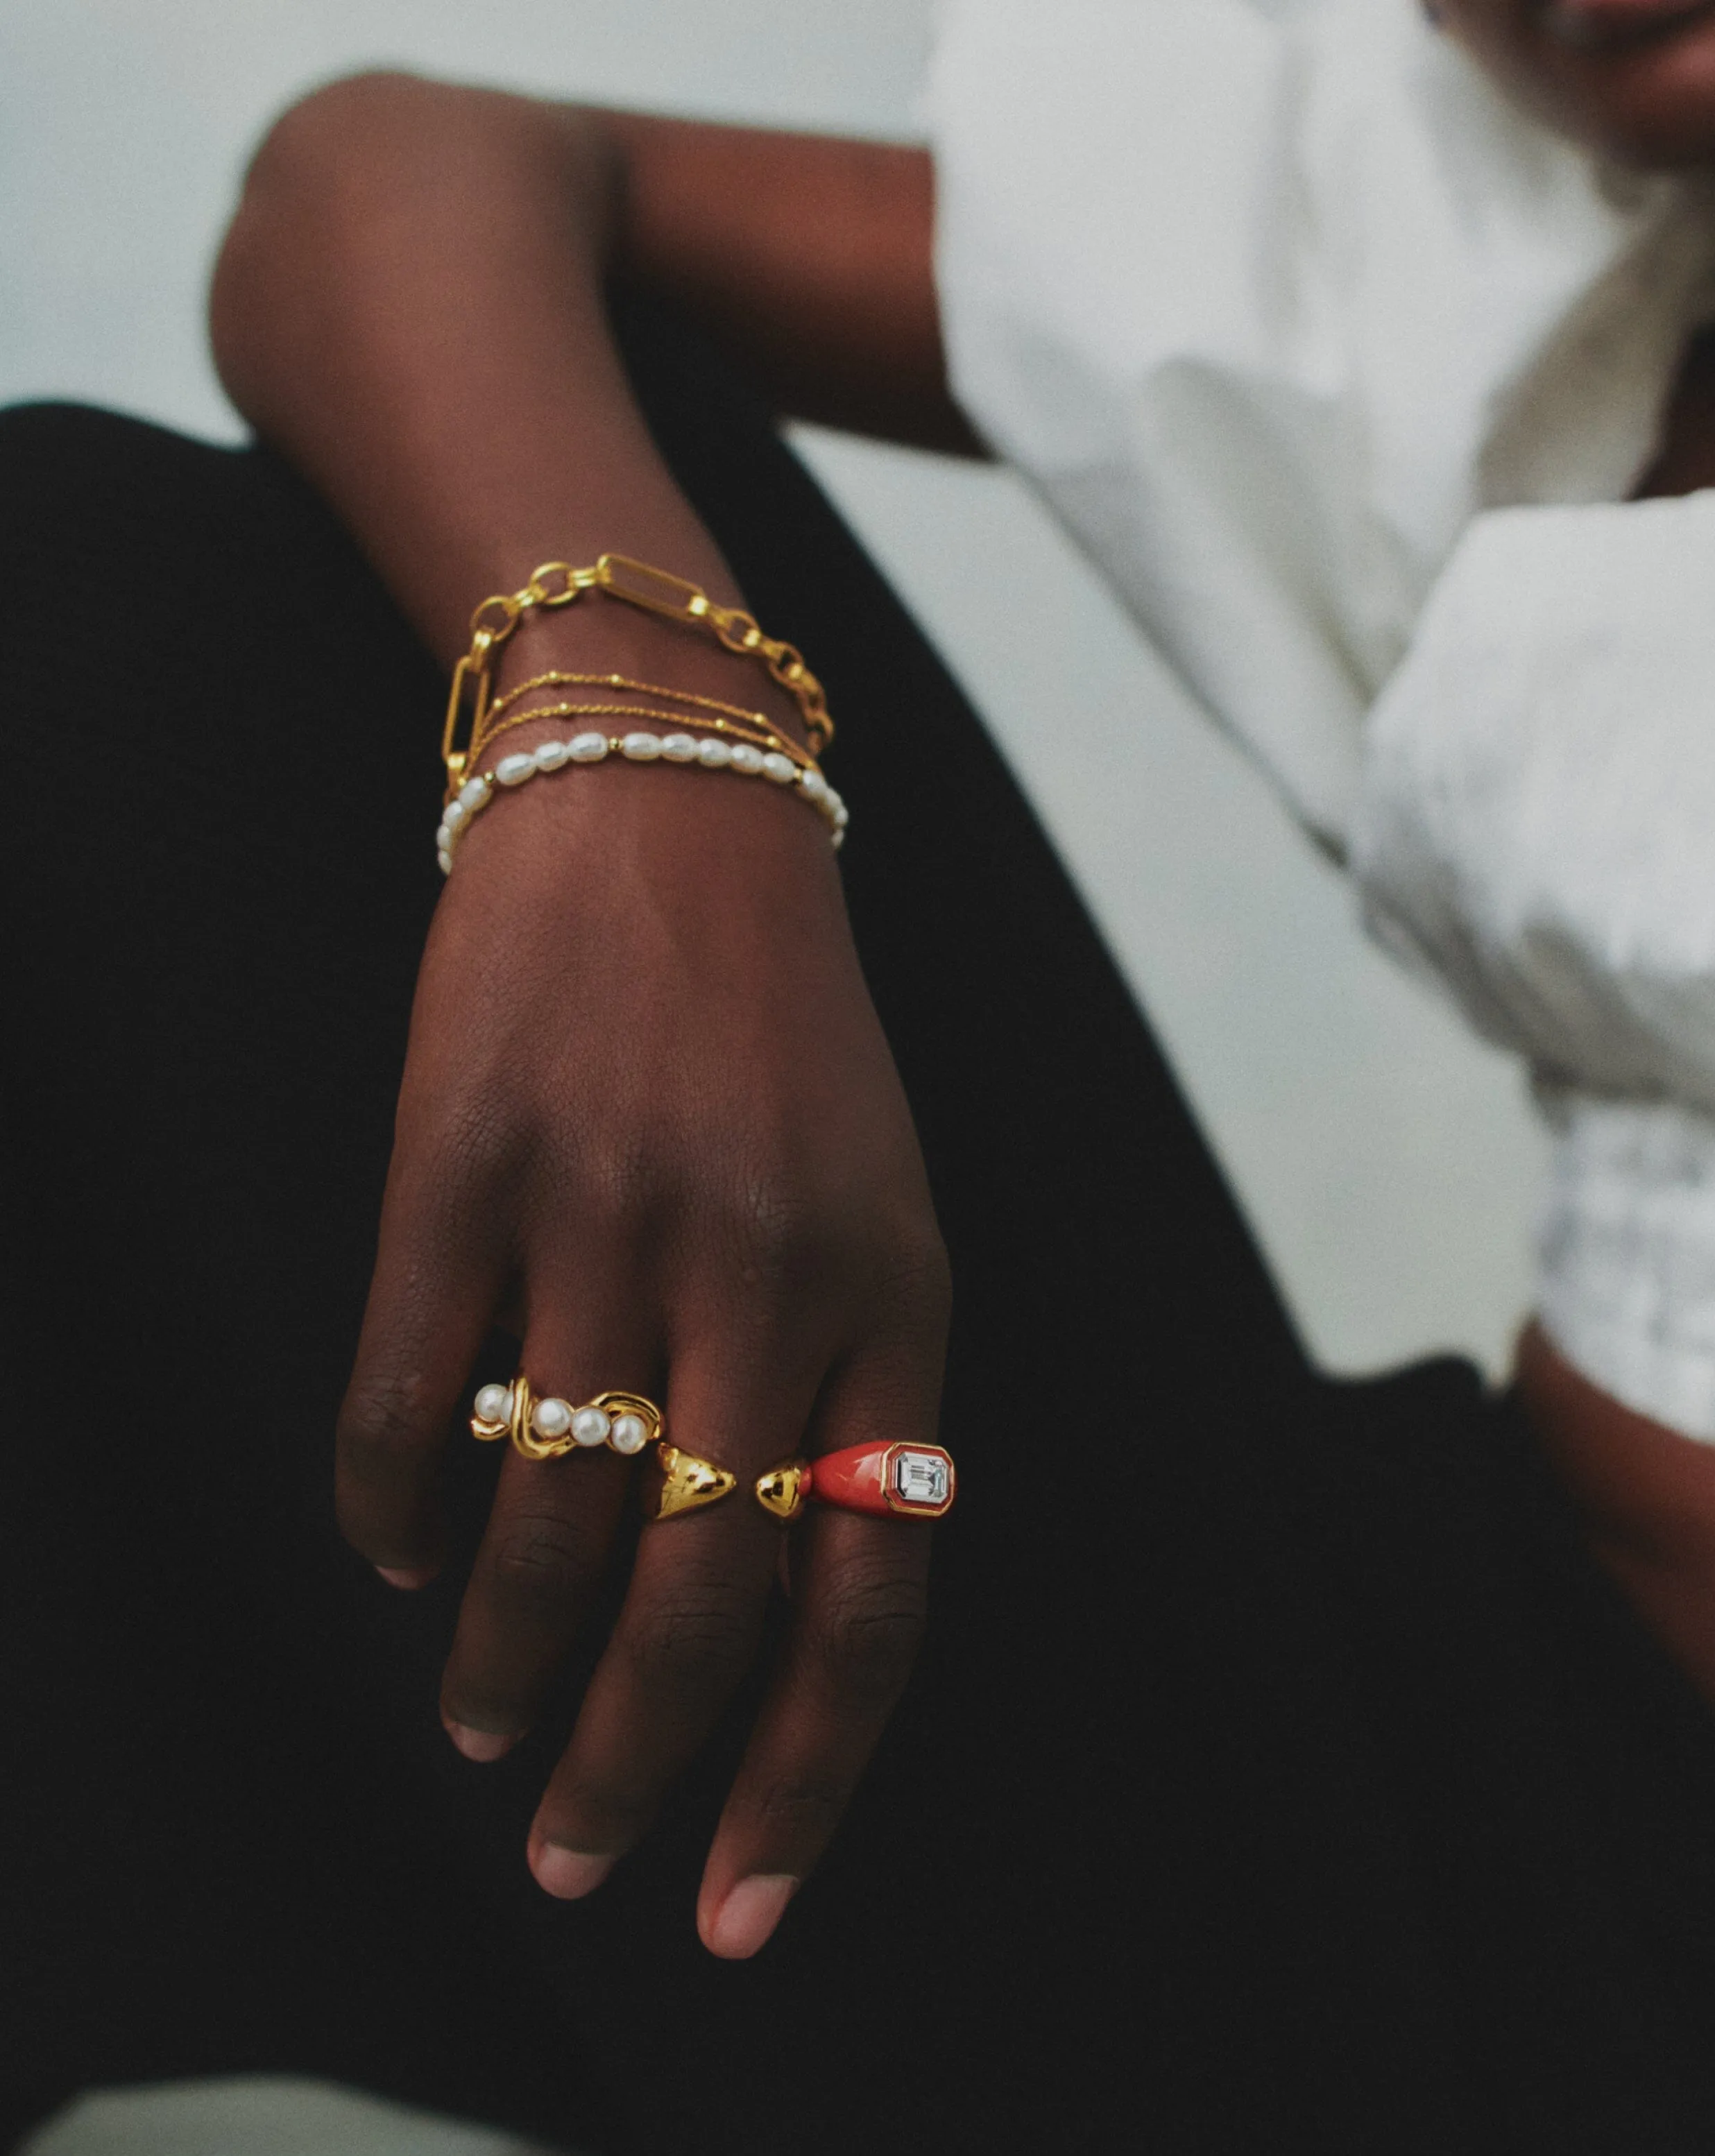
<box><xmin>928</xmin><ymin>0</ymin><xmax>1715</xmax><ymax>1436</ymax></box>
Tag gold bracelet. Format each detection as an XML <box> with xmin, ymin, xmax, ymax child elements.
<box><xmin>466</xmin><ymin>673</ymin><xmax>810</xmax><ymax>779</ymax></box>
<box><xmin>442</xmin><ymin>554</ymin><xmax>833</xmax><ymax>792</ymax></box>
<box><xmin>470</xmin><ymin>704</ymin><xmax>809</xmax><ymax>778</ymax></box>
<box><xmin>487</xmin><ymin>671</ymin><xmax>792</xmax><ymax>733</ymax></box>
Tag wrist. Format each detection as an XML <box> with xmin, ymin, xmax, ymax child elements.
<box><xmin>443</xmin><ymin>678</ymin><xmax>845</xmax><ymax>894</ymax></box>
<box><xmin>434</xmin><ymin>552</ymin><xmax>845</xmax><ymax>885</ymax></box>
<box><xmin>443</xmin><ymin>733</ymin><xmax>846</xmax><ymax>935</ymax></box>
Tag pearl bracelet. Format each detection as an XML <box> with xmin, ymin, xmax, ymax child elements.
<box><xmin>435</xmin><ymin>727</ymin><xmax>848</xmax><ymax>875</ymax></box>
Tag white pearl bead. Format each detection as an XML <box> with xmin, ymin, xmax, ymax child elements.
<box><xmin>609</xmin><ymin>1412</ymin><xmax>649</xmax><ymax>1455</ymax></box>
<box><xmin>659</xmin><ymin>733</ymin><xmax>700</xmax><ymax>762</ymax></box>
<box><xmin>834</xmin><ymin>803</ymin><xmax>850</xmax><ymax>828</ymax></box>
<box><xmin>434</xmin><ymin>823</ymin><xmax>453</xmax><ymax>853</ymax></box>
<box><xmin>761</xmin><ymin>751</ymin><xmax>796</xmax><ymax>785</ymax></box>
<box><xmin>572</xmin><ymin>1405</ymin><xmax>611</xmax><ymax>1448</ymax></box>
<box><xmin>569</xmin><ymin>732</ymin><xmax>609</xmax><ymax>762</ymax></box>
<box><xmin>438</xmin><ymin>849</ymin><xmax>454</xmax><ymax>876</ymax></box>
<box><xmin>495</xmin><ymin>753</ymin><xmax>536</xmax><ymax>787</ymax></box>
<box><xmin>531</xmin><ymin>1395</ymin><xmax>574</xmax><ymax>1439</ymax></box>
<box><xmin>533</xmin><ymin>739</ymin><xmax>572</xmax><ymax>771</ymax></box>
<box><xmin>443</xmin><ymin>798</ymin><xmax>467</xmax><ymax>831</ymax></box>
<box><xmin>621</xmin><ymin>731</ymin><xmax>663</xmax><ymax>761</ymax></box>
<box><xmin>832</xmin><ymin>828</ymin><xmax>845</xmax><ymax>850</ymax></box>
<box><xmin>697</xmin><ymin>738</ymin><xmax>733</xmax><ymax>768</ymax></box>
<box><xmin>730</xmin><ymin>744</ymin><xmax>765</xmax><ymax>775</ymax></box>
<box><xmin>458</xmin><ymin>778</ymin><xmax>490</xmax><ymax>812</ymax></box>
<box><xmin>800</xmin><ymin>769</ymin><xmax>826</xmax><ymax>799</ymax></box>
<box><xmin>474</xmin><ymin>1383</ymin><xmax>511</xmax><ymax>1423</ymax></box>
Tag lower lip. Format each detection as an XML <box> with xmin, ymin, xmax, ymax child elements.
<box><xmin>1543</xmin><ymin>0</ymin><xmax>1715</xmax><ymax>48</ymax></box>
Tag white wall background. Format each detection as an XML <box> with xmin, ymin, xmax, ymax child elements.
<box><xmin>0</xmin><ymin>0</ymin><xmax>1548</xmax><ymax>1376</ymax></box>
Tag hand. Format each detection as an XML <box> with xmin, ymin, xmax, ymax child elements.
<box><xmin>334</xmin><ymin>733</ymin><xmax>950</xmax><ymax>1958</ymax></box>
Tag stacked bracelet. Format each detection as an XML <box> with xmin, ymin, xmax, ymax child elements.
<box><xmin>438</xmin><ymin>556</ymin><xmax>846</xmax><ymax>873</ymax></box>
<box><xmin>436</xmin><ymin>725</ymin><xmax>848</xmax><ymax>875</ymax></box>
<box><xmin>443</xmin><ymin>553</ymin><xmax>832</xmax><ymax>789</ymax></box>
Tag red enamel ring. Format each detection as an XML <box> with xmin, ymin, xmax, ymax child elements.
<box><xmin>808</xmin><ymin>1440</ymin><xmax>956</xmax><ymax>1520</ymax></box>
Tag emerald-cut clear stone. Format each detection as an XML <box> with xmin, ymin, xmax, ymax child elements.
<box><xmin>893</xmin><ymin>1451</ymin><xmax>949</xmax><ymax>1507</ymax></box>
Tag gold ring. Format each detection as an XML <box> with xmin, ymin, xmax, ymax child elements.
<box><xmin>649</xmin><ymin>1443</ymin><xmax>738</xmax><ymax>1521</ymax></box>
<box><xmin>470</xmin><ymin>1378</ymin><xmax>663</xmax><ymax>1461</ymax></box>
<box><xmin>754</xmin><ymin>1458</ymin><xmax>812</xmax><ymax>1522</ymax></box>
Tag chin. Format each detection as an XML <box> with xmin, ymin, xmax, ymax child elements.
<box><xmin>1521</xmin><ymin>21</ymin><xmax>1715</xmax><ymax>166</ymax></box>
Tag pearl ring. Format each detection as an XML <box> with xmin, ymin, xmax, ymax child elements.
<box><xmin>470</xmin><ymin>1376</ymin><xmax>661</xmax><ymax>1462</ymax></box>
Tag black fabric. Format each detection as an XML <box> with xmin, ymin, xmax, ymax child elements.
<box><xmin>7</xmin><ymin>307</ymin><xmax>1715</xmax><ymax>2153</ymax></box>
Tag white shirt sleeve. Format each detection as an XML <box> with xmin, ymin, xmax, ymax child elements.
<box><xmin>1354</xmin><ymin>493</ymin><xmax>1715</xmax><ymax>1109</ymax></box>
<box><xmin>1349</xmin><ymin>493</ymin><xmax>1715</xmax><ymax>1437</ymax></box>
<box><xmin>926</xmin><ymin>0</ymin><xmax>1710</xmax><ymax>848</ymax></box>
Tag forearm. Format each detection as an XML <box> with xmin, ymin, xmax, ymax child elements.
<box><xmin>212</xmin><ymin>74</ymin><xmax>738</xmax><ymax>669</ymax></box>
<box><xmin>212</xmin><ymin>74</ymin><xmax>978</xmax><ymax>682</ymax></box>
<box><xmin>214</xmin><ymin>76</ymin><xmax>950</xmax><ymax>1953</ymax></box>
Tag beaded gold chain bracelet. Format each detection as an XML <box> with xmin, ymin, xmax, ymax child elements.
<box><xmin>465</xmin><ymin>671</ymin><xmax>811</xmax><ymax>778</ymax></box>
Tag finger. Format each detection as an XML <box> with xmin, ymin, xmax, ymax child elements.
<box><xmin>336</xmin><ymin>1168</ymin><xmax>508</xmax><ymax>1585</ymax></box>
<box><xmin>694</xmin><ymin>1511</ymin><xmax>930</xmax><ymax>1957</ymax></box>
<box><xmin>697</xmin><ymin>1351</ymin><xmax>937</xmax><ymax>1959</ymax></box>
<box><xmin>438</xmin><ymin>1295</ymin><xmax>652</xmax><ymax>1761</ymax></box>
<box><xmin>526</xmin><ymin>1339</ymin><xmax>824</xmax><ymax>1900</ymax></box>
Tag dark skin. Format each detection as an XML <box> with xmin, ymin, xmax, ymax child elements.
<box><xmin>213</xmin><ymin>84</ymin><xmax>968</xmax><ymax>1960</ymax></box>
<box><xmin>1438</xmin><ymin>0</ymin><xmax>1715</xmax><ymax>166</ymax></box>
<box><xmin>210</xmin><ymin>19</ymin><xmax>1715</xmax><ymax>1961</ymax></box>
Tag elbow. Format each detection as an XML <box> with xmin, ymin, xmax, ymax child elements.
<box><xmin>212</xmin><ymin>71</ymin><xmax>442</xmax><ymax>418</ymax></box>
<box><xmin>239</xmin><ymin>66</ymin><xmax>449</xmax><ymax>188</ymax></box>
<box><xmin>223</xmin><ymin>67</ymin><xmax>471</xmax><ymax>232</ymax></box>
<box><xmin>211</xmin><ymin>72</ymin><xmax>615</xmax><ymax>422</ymax></box>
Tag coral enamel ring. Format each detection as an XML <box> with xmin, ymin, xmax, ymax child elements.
<box><xmin>809</xmin><ymin>1440</ymin><xmax>957</xmax><ymax>1520</ymax></box>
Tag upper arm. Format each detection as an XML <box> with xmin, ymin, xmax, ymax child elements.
<box><xmin>597</xmin><ymin>112</ymin><xmax>985</xmax><ymax>456</ymax></box>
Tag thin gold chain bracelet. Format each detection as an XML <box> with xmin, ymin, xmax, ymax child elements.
<box><xmin>442</xmin><ymin>554</ymin><xmax>833</xmax><ymax>794</ymax></box>
<box><xmin>487</xmin><ymin>671</ymin><xmax>794</xmax><ymax>733</ymax></box>
<box><xmin>466</xmin><ymin>671</ymin><xmax>810</xmax><ymax>779</ymax></box>
<box><xmin>472</xmin><ymin>703</ymin><xmax>810</xmax><ymax>773</ymax></box>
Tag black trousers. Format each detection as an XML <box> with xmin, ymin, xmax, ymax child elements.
<box><xmin>8</xmin><ymin>309</ymin><xmax>1715</xmax><ymax>2156</ymax></box>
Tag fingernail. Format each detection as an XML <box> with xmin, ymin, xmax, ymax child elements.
<box><xmin>708</xmin><ymin>1874</ymin><xmax>800</xmax><ymax>1959</ymax></box>
<box><xmin>377</xmin><ymin>1564</ymin><xmax>436</xmax><ymax>1590</ymax></box>
<box><xmin>532</xmin><ymin>1844</ymin><xmax>616</xmax><ymax>1900</ymax></box>
<box><xmin>444</xmin><ymin>1719</ymin><xmax>517</xmax><ymax>1763</ymax></box>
